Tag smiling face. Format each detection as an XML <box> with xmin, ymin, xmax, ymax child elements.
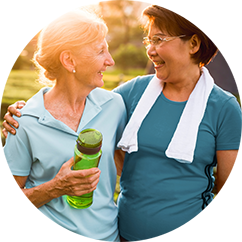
<box><xmin>146</xmin><ymin>24</ymin><xmax>197</xmax><ymax>84</ymax></box>
<box><xmin>73</xmin><ymin>38</ymin><xmax>114</xmax><ymax>89</ymax></box>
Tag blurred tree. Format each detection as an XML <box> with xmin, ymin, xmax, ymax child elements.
<box><xmin>112</xmin><ymin>43</ymin><xmax>147</xmax><ymax>71</ymax></box>
<box><xmin>99</xmin><ymin>0</ymin><xmax>148</xmax><ymax>52</ymax></box>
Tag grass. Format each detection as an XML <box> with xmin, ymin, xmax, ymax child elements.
<box><xmin>1</xmin><ymin>68</ymin><xmax>146</xmax><ymax>141</ymax></box>
<box><xmin>1</xmin><ymin>69</ymin><xmax>145</xmax><ymax>104</ymax></box>
<box><xmin>1</xmin><ymin>70</ymin><xmax>44</xmax><ymax>104</ymax></box>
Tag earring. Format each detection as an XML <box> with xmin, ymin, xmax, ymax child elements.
<box><xmin>72</xmin><ymin>69</ymin><xmax>76</xmax><ymax>73</ymax></box>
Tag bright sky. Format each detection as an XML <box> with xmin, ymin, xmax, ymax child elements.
<box><xmin>39</xmin><ymin>0</ymin><xmax>99</xmax><ymax>12</ymax></box>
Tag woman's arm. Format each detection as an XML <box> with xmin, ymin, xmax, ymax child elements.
<box><xmin>217</xmin><ymin>150</ymin><xmax>242</xmax><ymax>242</ymax></box>
<box><xmin>2</xmin><ymin>101</ymin><xmax>26</xmax><ymax>137</ymax></box>
<box><xmin>114</xmin><ymin>150</ymin><xmax>125</xmax><ymax>176</ymax></box>
<box><xmin>14</xmin><ymin>157</ymin><xmax>101</xmax><ymax>208</ymax></box>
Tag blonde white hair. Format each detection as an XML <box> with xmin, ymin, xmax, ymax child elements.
<box><xmin>32</xmin><ymin>9</ymin><xmax>108</xmax><ymax>85</ymax></box>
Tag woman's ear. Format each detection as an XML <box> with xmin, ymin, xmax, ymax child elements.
<box><xmin>189</xmin><ymin>34</ymin><xmax>201</xmax><ymax>55</ymax></box>
<box><xmin>59</xmin><ymin>50</ymin><xmax>76</xmax><ymax>73</ymax></box>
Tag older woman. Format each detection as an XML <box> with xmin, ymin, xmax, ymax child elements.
<box><xmin>3</xmin><ymin>9</ymin><xmax>126</xmax><ymax>241</ymax></box>
<box><xmin>113</xmin><ymin>5</ymin><xmax>241</xmax><ymax>241</ymax></box>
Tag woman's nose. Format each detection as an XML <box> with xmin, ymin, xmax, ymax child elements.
<box><xmin>106</xmin><ymin>52</ymin><xmax>115</xmax><ymax>67</ymax></box>
<box><xmin>146</xmin><ymin>44</ymin><xmax>157</xmax><ymax>59</ymax></box>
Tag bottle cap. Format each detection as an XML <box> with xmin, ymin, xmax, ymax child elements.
<box><xmin>76</xmin><ymin>128</ymin><xmax>102</xmax><ymax>155</ymax></box>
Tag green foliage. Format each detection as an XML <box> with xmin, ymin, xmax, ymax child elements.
<box><xmin>235</xmin><ymin>95</ymin><xmax>241</xmax><ymax>106</ymax></box>
<box><xmin>1</xmin><ymin>70</ymin><xmax>44</xmax><ymax>104</ymax></box>
<box><xmin>99</xmin><ymin>1</ymin><xmax>147</xmax><ymax>52</ymax></box>
<box><xmin>103</xmin><ymin>68</ymin><xmax>146</xmax><ymax>90</ymax></box>
<box><xmin>0</xmin><ymin>213</ymin><xmax>20</xmax><ymax>242</ymax></box>
<box><xmin>113</xmin><ymin>44</ymin><xmax>147</xmax><ymax>71</ymax></box>
<box><xmin>0</xmin><ymin>69</ymin><xmax>145</xmax><ymax>104</ymax></box>
<box><xmin>0</xmin><ymin>69</ymin><xmax>145</xmax><ymax>121</ymax></box>
<box><xmin>114</xmin><ymin>176</ymin><xmax>121</xmax><ymax>204</ymax></box>
<box><xmin>104</xmin><ymin>68</ymin><xmax>146</xmax><ymax>76</ymax></box>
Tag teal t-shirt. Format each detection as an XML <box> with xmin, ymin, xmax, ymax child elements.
<box><xmin>4</xmin><ymin>87</ymin><xmax>127</xmax><ymax>241</ymax></box>
<box><xmin>114</xmin><ymin>75</ymin><xmax>242</xmax><ymax>240</ymax></box>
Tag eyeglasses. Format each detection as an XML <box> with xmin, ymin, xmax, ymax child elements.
<box><xmin>143</xmin><ymin>35</ymin><xmax>186</xmax><ymax>48</ymax></box>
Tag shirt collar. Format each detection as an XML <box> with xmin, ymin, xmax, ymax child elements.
<box><xmin>20</xmin><ymin>87</ymin><xmax>114</xmax><ymax>135</ymax></box>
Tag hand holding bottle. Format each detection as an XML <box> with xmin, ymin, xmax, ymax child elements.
<box><xmin>53</xmin><ymin>157</ymin><xmax>101</xmax><ymax>198</ymax></box>
<box><xmin>67</xmin><ymin>128</ymin><xmax>103</xmax><ymax>209</ymax></box>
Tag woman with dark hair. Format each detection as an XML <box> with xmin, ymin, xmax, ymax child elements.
<box><xmin>113</xmin><ymin>5</ymin><xmax>241</xmax><ymax>241</ymax></box>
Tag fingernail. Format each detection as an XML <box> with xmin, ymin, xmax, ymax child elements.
<box><xmin>11</xmin><ymin>129</ymin><xmax>16</xmax><ymax>135</ymax></box>
<box><xmin>17</xmin><ymin>112</ymin><xmax>21</xmax><ymax>117</ymax></box>
<box><xmin>13</xmin><ymin>122</ymin><xmax>18</xmax><ymax>128</ymax></box>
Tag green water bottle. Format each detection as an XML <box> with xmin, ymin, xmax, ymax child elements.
<box><xmin>67</xmin><ymin>128</ymin><xmax>102</xmax><ymax>209</ymax></box>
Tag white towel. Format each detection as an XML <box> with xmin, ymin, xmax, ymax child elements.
<box><xmin>118</xmin><ymin>67</ymin><xmax>214</xmax><ymax>163</ymax></box>
<box><xmin>117</xmin><ymin>75</ymin><xmax>164</xmax><ymax>153</ymax></box>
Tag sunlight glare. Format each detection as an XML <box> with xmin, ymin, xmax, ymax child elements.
<box><xmin>39</xmin><ymin>0</ymin><xmax>99</xmax><ymax>11</ymax></box>
<box><xmin>39</xmin><ymin>0</ymin><xmax>73</xmax><ymax>10</ymax></box>
<box><xmin>81</xmin><ymin>0</ymin><xmax>99</xmax><ymax>6</ymax></box>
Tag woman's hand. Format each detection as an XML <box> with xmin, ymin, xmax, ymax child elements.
<box><xmin>2</xmin><ymin>101</ymin><xmax>26</xmax><ymax>138</ymax></box>
<box><xmin>14</xmin><ymin>157</ymin><xmax>101</xmax><ymax>208</ymax></box>
<box><xmin>53</xmin><ymin>157</ymin><xmax>101</xmax><ymax>197</ymax></box>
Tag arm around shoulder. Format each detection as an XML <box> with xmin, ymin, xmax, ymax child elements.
<box><xmin>2</xmin><ymin>101</ymin><xmax>26</xmax><ymax>137</ymax></box>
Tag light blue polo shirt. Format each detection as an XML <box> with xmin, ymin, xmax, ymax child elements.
<box><xmin>4</xmin><ymin>87</ymin><xmax>127</xmax><ymax>241</ymax></box>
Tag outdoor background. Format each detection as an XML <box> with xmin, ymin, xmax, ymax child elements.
<box><xmin>0</xmin><ymin>0</ymin><xmax>242</xmax><ymax>242</ymax></box>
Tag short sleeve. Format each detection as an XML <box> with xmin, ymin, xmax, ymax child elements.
<box><xmin>4</xmin><ymin>120</ymin><xmax>32</xmax><ymax>176</ymax></box>
<box><xmin>216</xmin><ymin>97</ymin><xmax>242</xmax><ymax>150</ymax></box>
<box><xmin>113</xmin><ymin>93</ymin><xmax>127</xmax><ymax>148</ymax></box>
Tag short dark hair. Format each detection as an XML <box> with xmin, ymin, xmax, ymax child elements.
<box><xmin>142</xmin><ymin>5</ymin><xmax>218</xmax><ymax>67</ymax></box>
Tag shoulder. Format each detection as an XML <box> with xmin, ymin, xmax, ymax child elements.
<box><xmin>114</xmin><ymin>74</ymin><xmax>155</xmax><ymax>92</ymax></box>
<box><xmin>20</xmin><ymin>87</ymin><xmax>48</xmax><ymax>117</ymax></box>
<box><xmin>90</xmin><ymin>88</ymin><xmax>127</xmax><ymax>125</ymax></box>
<box><xmin>113</xmin><ymin>74</ymin><xmax>154</xmax><ymax>102</ymax></box>
<box><xmin>208</xmin><ymin>84</ymin><xmax>241</xmax><ymax>131</ymax></box>
<box><xmin>89</xmin><ymin>88</ymin><xmax>126</xmax><ymax>115</ymax></box>
<box><xmin>90</xmin><ymin>87</ymin><xmax>124</xmax><ymax>106</ymax></box>
<box><xmin>11</xmin><ymin>88</ymin><xmax>48</xmax><ymax>132</ymax></box>
<box><xmin>208</xmin><ymin>84</ymin><xmax>241</xmax><ymax>111</ymax></box>
<box><xmin>211</xmin><ymin>84</ymin><xmax>236</xmax><ymax>100</ymax></box>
